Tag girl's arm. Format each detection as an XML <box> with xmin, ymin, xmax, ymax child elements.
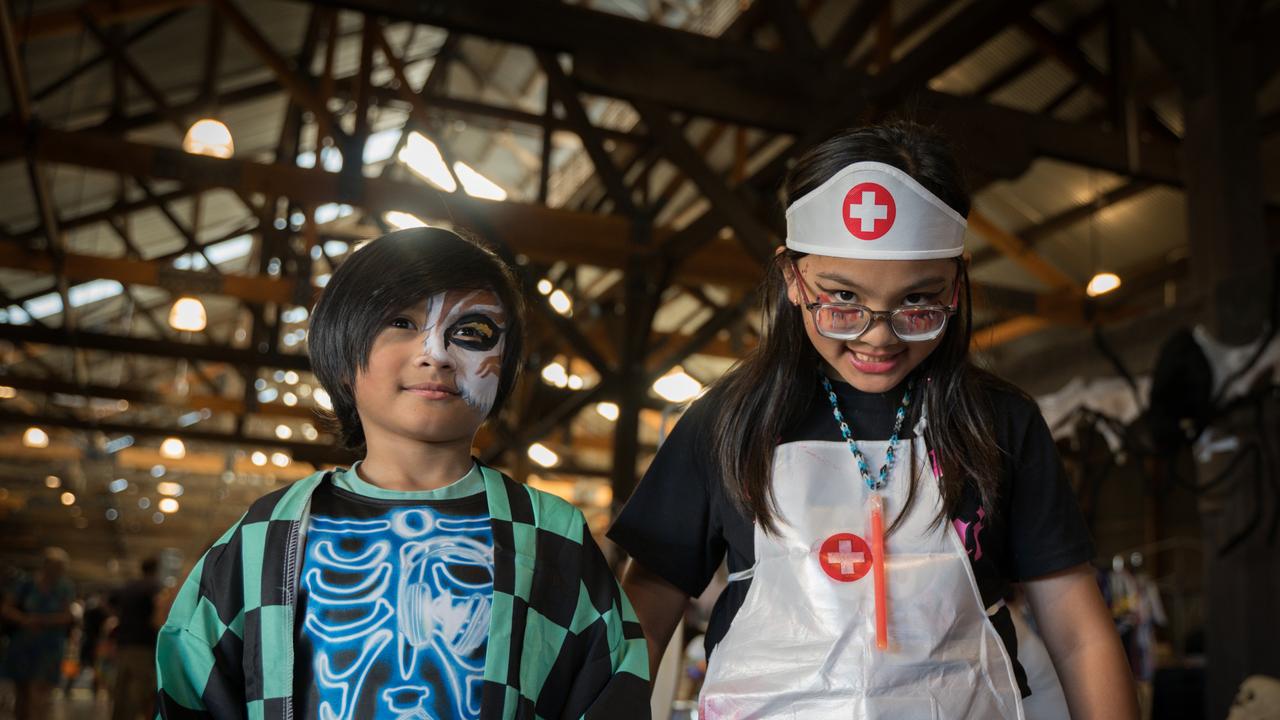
<box><xmin>1024</xmin><ymin>563</ymin><xmax>1138</xmax><ymax>720</ymax></box>
<box><xmin>620</xmin><ymin>559</ymin><xmax>690</xmax><ymax>681</ymax></box>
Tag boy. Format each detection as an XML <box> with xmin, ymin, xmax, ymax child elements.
<box><xmin>156</xmin><ymin>229</ymin><xmax>649</xmax><ymax>719</ymax></box>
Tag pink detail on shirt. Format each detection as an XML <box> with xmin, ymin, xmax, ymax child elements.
<box><xmin>953</xmin><ymin>507</ymin><xmax>986</xmax><ymax>561</ymax></box>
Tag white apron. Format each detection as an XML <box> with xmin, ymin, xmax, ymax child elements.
<box><xmin>699</xmin><ymin>425</ymin><xmax>1029</xmax><ymax>719</ymax></box>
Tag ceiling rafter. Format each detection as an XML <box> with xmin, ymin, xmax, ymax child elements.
<box><xmin>2</xmin><ymin>0</ymin><xmax>1250</xmax><ymax>506</ymax></box>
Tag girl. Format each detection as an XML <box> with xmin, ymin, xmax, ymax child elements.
<box><xmin>608</xmin><ymin>124</ymin><xmax>1136</xmax><ymax>719</ymax></box>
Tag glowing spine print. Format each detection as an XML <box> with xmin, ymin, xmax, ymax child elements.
<box><xmin>301</xmin><ymin>505</ymin><xmax>494</xmax><ymax>719</ymax></box>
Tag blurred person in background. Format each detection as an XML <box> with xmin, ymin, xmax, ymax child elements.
<box><xmin>109</xmin><ymin>556</ymin><xmax>163</xmax><ymax>720</ymax></box>
<box><xmin>0</xmin><ymin>547</ymin><xmax>75</xmax><ymax>720</ymax></box>
<box><xmin>79</xmin><ymin>592</ymin><xmax>111</xmax><ymax>699</ymax></box>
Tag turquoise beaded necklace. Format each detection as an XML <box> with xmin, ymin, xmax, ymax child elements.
<box><xmin>821</xmin><ymin>375</ymin><xmax>914</xmax><ymax>491</ymax></box>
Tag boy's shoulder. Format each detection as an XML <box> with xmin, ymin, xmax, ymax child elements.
<box><xmin>484</xmin><ymin>466</ymin><xmax>588</xmax><ymax>543</ymax></box>
<box><xmin>240</xmin><ymin>469</ymin><xmax>331</xmax><ymax>525</ymax></box>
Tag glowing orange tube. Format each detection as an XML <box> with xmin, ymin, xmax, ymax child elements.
<box><xmin>869</xmin><ymin>493</ymin><xmax>888</xmax><ymax>650</ymax></box>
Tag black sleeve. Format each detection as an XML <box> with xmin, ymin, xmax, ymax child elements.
<box><xmin>1001</xmin><ymin>393</ymin><xmax>1096</xmax><ymax>581</ymax></box>
<box><xmin>606</xmin><ymin>397</ymin><xmax>725</xmax><ymax>598</ymax></box>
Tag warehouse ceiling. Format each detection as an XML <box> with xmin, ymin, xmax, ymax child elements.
<box><xmin>1</xmin><ymin>0</ymin><xmax>1278</xmax><ymax>584</ymax></box>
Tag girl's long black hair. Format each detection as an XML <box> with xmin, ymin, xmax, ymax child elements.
<box><xmin>704</xmin><ymin>122</ymin><xmax>1021</xmax><ymax>534</ymax></box>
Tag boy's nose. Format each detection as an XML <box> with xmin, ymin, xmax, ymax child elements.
<box><xmin>417</xmin><ymin>335</ymin><xmax>454</xmax><ymax>368</ymax></box>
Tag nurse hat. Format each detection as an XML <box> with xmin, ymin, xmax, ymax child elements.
<box><xmin>785</xmin><ymin>161</ymin><xmax>966</xmax><ymax>260</ymax></box>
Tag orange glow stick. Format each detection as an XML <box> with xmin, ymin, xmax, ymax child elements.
<box><xmin>869</xmin><ymin>493</ymin><xmax>888</xmax><ymax>650</ymax></box>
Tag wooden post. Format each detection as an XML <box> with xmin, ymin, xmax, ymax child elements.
<box><xmin>1180</xmin><ymin>2</ymin><xmax>1270</xmax><ymax>344</ymax></box>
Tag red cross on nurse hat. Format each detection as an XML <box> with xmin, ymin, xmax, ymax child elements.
<box><xmin>785</xmin><ymin>161</ymin><xmax>967</xmax><ymax>260</ymax></box>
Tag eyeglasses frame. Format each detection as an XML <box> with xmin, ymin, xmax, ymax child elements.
<box><xmin>788</xmin><ymin>256</ymin><xmax>963</xmax><ymax>342</ymax></box>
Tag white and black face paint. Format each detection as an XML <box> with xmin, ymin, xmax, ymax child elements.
<box><xmin>421</xmin><ymin>290</ymin><xmax>506</xmax><ymax>415</ymax></box>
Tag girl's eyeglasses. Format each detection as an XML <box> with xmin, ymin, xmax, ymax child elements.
<box><xmin>789</xmin><ymin>258</ymin><xmax>961</xmax><ymax>342</ymax></box>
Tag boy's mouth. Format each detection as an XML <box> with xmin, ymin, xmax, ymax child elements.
<box><xmin>402</xmin><ymin>381</ymin><xmax>460</xmax><ymax>399</ymax></box>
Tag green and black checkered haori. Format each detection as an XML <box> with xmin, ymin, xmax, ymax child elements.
<box><xmin>155</xmin><ymin>464</ymin><xmax>650</xmax><ymax>719</ymax></box>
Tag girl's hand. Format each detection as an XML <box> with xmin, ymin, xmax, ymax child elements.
<box><xmin>1024</xmin><ymin>563</ymin><xmax>1140</xmax><ymax>720</ymax></box>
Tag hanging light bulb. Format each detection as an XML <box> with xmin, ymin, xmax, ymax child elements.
<box><xmin>548</xmin><ymin>289</ymin><xmax>573</xmax><ymax>316</ymax></box>
<box><xmin>157</xmin><ymin>481</ymin><xmax>184</xmax><ymax>497</ymax></box>
<box><xmin>383</xmin><ymin>211</ymin><xmax>428</xmax><ymax>230</ymax></box>
<box><xmin>314</xmin><ymin>388</ymin><xmax>332</xmax><ymax>411</ymax></box>
<box><xmin>1086</xmin><ymin>272</ymin><xmax>1122</xmax><ymax>297</ymax></box>
<box><xmin>527</xmin><ymin>443</ymin><xmax>559</xmax><ymax>468</ymax></box>
<box><xmin>653</xmin><ymin>367</ymin><xmax>704</xmax><ymax>403</ymax></box>
<box><xmin>168</xmin><ymin>297</ymin><xmax>207</xmax><ymax>332</ymax></box>
<box><xmin>159</xmin><ymin>437</ymin><xmax>186</xmax><ymax>460</ymax></box>
<box><xmin>596</xmin><ymin>402</ymin><xmax>620</xmax><ymax>422</ymax></box>
<box><xmin>1083</xmin><ymin>170</ymin><xmax>1121</xmax><ymax>300</ymax></box>
<box><xmin>183</xmin><ymin>118</ymin><xmax>235</xmax><ymax>159</ymax></box>
<box><xmin>540</xmin><ymin>362</ymin><xmax>569</xmax><ymax>388</ymax></box>
<box><xmin>23</xmin><ymin>427</ymin><xmax>49</xmax><ymax>448</ymax></box>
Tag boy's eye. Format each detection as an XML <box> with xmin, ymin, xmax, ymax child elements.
<box><xmin>389</xmin><ymin>317</ymin><xmax>416</xmax><ymax>330</ymax></box>
<box><xmin>448</xmin><ymin>315</ymin><xmax>503</xmax><ymax>352</ymax></box>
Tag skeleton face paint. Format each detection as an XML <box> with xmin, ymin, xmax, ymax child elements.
<box><xmin>421</xmin><ymin>290</ymin><xmax>506</xmax><ymax>415</ymax></box>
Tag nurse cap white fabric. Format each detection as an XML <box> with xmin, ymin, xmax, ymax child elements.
<box><xmin>785</xmin><ymin>161</ymin><xmax>967</xmax><ymax>260</ymax></box>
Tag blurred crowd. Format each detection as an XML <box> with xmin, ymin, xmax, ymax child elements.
<box><xmin>0</xmin><ymin>549</ymin><xmax>172</xmax><ymax>720</ymax></box>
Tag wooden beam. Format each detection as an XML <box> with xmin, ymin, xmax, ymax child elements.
<box><xmin>0</xmin><ymin>240</ymin><xmax>298</xmax><ymax>305</ymax></box>
<box><xmin>824</xmin><ymin>0</ymin><xmax>891</xmax><ymax>63</ymax></box>
<box><xmin>969</xmin><ymin>181</ymin><xmax>1153</xmax><ymax>270</ymax></box>
<box><xmin>1</xmin><ymin>0</ymin><xmax>75</xmax><ymax>337</ymax></box>
<box><xmin>977</xmin><ymin>7</ymin><xmax>1108</xmax><ymax>98</ymax></box>
<box><xmin>0</xmin><ymin>408</ymin><xmax>353</xmax><ymax>467</ymax></box>
<box><xmin>2</xmin><ymin>126</ymin><xmax>786</xmax><ymax>290</ymax></box>
<box><xmin>11</xmin><ymin>189</ymin><xmax>196</xmax><ymax>244</ymax></box>
<box><xmin>313</xmin><ymin>0</ymin><xmax>823</xmax><ymax>132</ymax></box>
<box><xmin>537</xmin><ymin>50</ymin><xmax>637</xmax><ymax>215</ymax></box>
<box><xmin>636</xmin><ymin>100</ymin><xmax>775</xmax><ymax>262</ymax></box>
<box><xmin>0</xmin><ymin>375</ymin><xmax>316</xmax><ymax>420</ymax></box>
<box><xmin>211</xmin><ymin>0</ymin><xmax>348</xmax><ymax>146</ymax></box>
<box><xmin>762</xmin><ymin>0</ymin><xmax>820</xmax><ymax>61</ymax></box>
<box><xmin>967</xmin><ymin>210</ymin><xmax>1081</xmax><ymax>293</ymax></box>
<box><xmin>78</xmin><ymin>10</ymin><xmax>187</xmax><ymax>135</ymax></box>
<box><xmin>0</xmin><ymin>324</ymin><xmax>310</xmax><ymax>371</ymax></box>
<box><xmin>970</xmin><ymin>315</ymin><xmax>1052</xmax><ymax>352</ymax></box>
<box><xmin>871</xmin><ymin>0</ymin><xmax>1039</xmax><ymax>106</ymax></box>
<box><xmin>14</xmin><ymin>0</ymin><xmax>195</xmax><ymax>41</ymax></box>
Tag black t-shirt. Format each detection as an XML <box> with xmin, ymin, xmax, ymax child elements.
<box><xmin>608</xmin><ymin>374</ymin><xmax>1093</xmax><ymax>696</ymax></box>
<box><xmin>293</xmin><ymin>471</ymin><xmax>493</xmax><ymax>719</ymax></box>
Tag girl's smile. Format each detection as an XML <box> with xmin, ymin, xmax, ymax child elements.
<box><xmin>844</xmin><ymin>346</ymin><xmax>907</xmax><ymax>375</ymax></box>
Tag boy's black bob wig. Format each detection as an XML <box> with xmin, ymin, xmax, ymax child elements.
<box><xmin>307</xmin><ymin>227</ymin><xmax>526</xmax><ymax>449</ymax></box>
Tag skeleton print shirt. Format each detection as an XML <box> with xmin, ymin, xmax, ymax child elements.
<box><xmin>294</xmin><ymin>462</ymin><xmax>493</xmax><ymax>720</ymax></box>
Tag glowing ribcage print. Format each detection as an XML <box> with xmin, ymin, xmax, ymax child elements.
<box><xmin>303</xmin><ymin>509</ymin><xmax>494</xmax><ymax>720</ymax></box>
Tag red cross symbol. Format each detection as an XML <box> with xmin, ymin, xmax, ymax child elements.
<box><xmin>842</xmin><ymin>182</ymin><xmax>896</xmax><ymax>240</ymax></box>
<box><xmin>818</xmin><ymin>532</ymin><xmax>872</xmax><ymax>582</ymax></box>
